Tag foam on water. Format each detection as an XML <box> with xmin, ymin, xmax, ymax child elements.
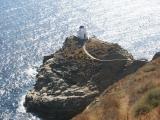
<box><xmin>25</xmin><ymin>66</ymin><xmax>38</xmax><ymax>79</ymax></box>
<box><xmin>0</xmin><ymin>0</ymin><xmax>160</xmax><ymax>119</ymax></box>
<box><xmin>16</xmin><ymin>95</ymin><xmax>26</xmax><ymax>113</ymax></box>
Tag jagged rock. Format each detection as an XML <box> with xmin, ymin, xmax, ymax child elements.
<box><xmin>152</xmin><ymin>52</ymin><xmax>160</xmax><ymax>60</ymax></box>
<box><xmin>24</xmin><ymin>36</ymin><xmax>145</xmax><ymax>120</ymax></box>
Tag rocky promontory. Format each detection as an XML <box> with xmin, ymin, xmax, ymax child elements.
<box><xmin>24</xmin><ymin>36</ymin><xmax>147</xmax><ymax>120</ymax></box>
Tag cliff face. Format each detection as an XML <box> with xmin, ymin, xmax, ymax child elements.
<box><xmin>73</xmin><ymin>55</ymin><xmax>160</xmax><ymax>120</ymax></box>
<box><xmin>24</xmin><ymin>36</ymin><xmax>145</xmax><ymax>120</ymax></box>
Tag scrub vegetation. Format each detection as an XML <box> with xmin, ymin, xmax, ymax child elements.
<box><xmin>133</xmin><ymin>87</ymin><xmax>160</xmax><ymax>117</ymax></box>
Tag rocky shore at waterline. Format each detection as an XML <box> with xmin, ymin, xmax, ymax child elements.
<box><xmin>24</xmin><ymin>36</ymin><xmax>148</xmax><ymax>120</ymax></box>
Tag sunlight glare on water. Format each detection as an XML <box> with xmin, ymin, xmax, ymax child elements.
<box><xmin>0</xmin><ymin>0</ymin><xmax>160</xmax><ymax>119</ymax></box>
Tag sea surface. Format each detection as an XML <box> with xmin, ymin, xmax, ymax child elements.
<box><xmin>0</xmin><ymin>0</ymin><xmax>160</xmax><ymax>119</ymax></box>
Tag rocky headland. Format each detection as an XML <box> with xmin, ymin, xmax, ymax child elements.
<box><xmin>24</xmin><ymin>36</ymin><xmax>159</xmax><ymax>120</ymax></box>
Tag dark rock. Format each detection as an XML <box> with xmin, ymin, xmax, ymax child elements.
<box><xmin>119</xmin><ymin>60</ymin><xmax>147</xmax><ymax>78</ymax></box>
<box><xmin>24</xmin><ymin>36</ymin><xmax>142</xmax><ymax>120</ymax></box>
<box><xmin>152</xmin><ymin>52</ymin><xmax>160</xmax><ymax>60</ymax></box>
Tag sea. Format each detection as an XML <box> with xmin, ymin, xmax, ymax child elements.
<box><xmin>0</xmin><ymin>0</ymin><xmax>160</xmax><ymax>119</ymax></box>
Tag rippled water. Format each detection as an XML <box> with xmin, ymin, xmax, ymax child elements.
<box><xmin>0</xmin><ymin>0</ymin><xmax>160</xmax><ymax>119</ymax></box>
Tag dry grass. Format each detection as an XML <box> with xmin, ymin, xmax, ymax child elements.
<box><xmin>73</xmin><ymin>95</ymin><xmax>120</xmax><ymax>120</ymax></box>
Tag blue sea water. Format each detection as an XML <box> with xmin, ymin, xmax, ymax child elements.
<box><xmin>0</xmin><ymin>0</ymin><xmax>160</xmax><ymax>119</ymax></box>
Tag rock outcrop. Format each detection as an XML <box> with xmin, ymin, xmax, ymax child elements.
<box><xmin>73</xmin><ymin>53</ymin><xmax>160</xmax><ymax>120</ymax></box>
<box><xmin>152</xmin><ymin>52</ymin><xmax>160</xmax><ymax>60</ymax></box>
<box><xmin>24</xmin><ymin>36</ymin><xmax>146</xmax><ymax>120</ymax></box>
